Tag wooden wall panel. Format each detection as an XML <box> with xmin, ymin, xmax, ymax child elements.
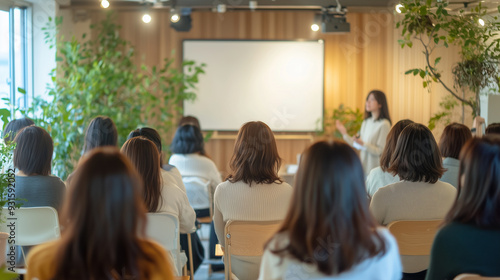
<box><xmin>75</xmin><ymin>9</ymin><xmax>463</xmax><ymax>173</ymax></box>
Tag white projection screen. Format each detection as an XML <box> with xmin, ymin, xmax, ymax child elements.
<box><xmin>183</xmin><ymin>40</ymin><xmax>324</xmax><ymax>132</ymax></box>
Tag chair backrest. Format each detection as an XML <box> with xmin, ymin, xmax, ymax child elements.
<box><xmin>146</xmin><ymin>213</ymin><xmax>179</xmax><ymax>251</ymax></box>
<box><xmin>224</xmin><ymin>220</ymin><xmax>281</xmax><ymax>256</ymax></box>
<box><xmin>454</xmin><ymin>274</ymin><xmax>500</xmax><ymax>280</ymax></box>
<box><xmin>387</xmin><ymin>220</ymin><xmax>442</xmax><ymax>256</ymax></box>
<box><xmin>1</xmin><ymin>207</ymin><xmax>60</xmax><ymax>246</ymax></box>
<box><xmin>182</xmin><ymin>176</ymin><xmax>211</xmax><ymax>211</ymax></box>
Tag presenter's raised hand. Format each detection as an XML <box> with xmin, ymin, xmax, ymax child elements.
<box><xmin>335</xmin><ymin>120</ymin><xmax>348</xmax><ymax>136</ymax></box>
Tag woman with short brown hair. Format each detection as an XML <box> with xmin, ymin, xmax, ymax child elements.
<box><xmin>438</xmin><ymin>123</ymin><xmax>472</xmax><ymax>188</ymax></box>
<box><xmin>26</xmin><ymin>147</ymin><xmax>174</xmax><ymax>280</ymax></box>
<box><xmin>213</xmin><ymin>121</ymin><xmax>293</xmax><ymax>280</ymax></box>
<box><xmin>370</xmin><ymin>123</ymin><xmax>456</xmax><ymax>280</ymax></box>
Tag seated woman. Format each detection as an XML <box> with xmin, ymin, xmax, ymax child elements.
<box><xmin>127</xmin><ymin>127</ymin><xmax>185</xmax><ymax>192</ymax></box>
<box><xmin>438</xmin><ymin>123</ymin><xmax>472</xmax><ymax>188</ymax></box>
<box><xmin>82</xmin><ymin>116</ymin><xmax>118</xmax><ymax>154</ymax></box>
<box><xmin>121</xmin><ymin>137</ymin><xmax>196</xmax><ymax>233</ymax></box>
<box><xmin>26</xmin><ymin>147</ymin><xmax>174</xmax><ymax>280</ymax></box>
<box><xmin>366</xmin><ymin>119</ymin><xmax>414</xmax><ymax>198</ymax></box>
<box><xmin>426</xmin><ymin>136</ymin><xmax>500</xmax><ymax>280</ymax></box>
<box><xmin>169</xmin><ymin>124</ymin><xmax>221</xmax><ymax>217</ymax></box>
<box><xmin>259</xmin><ymin>140</ymin><xmax>402</xmax><ymax>280</ymax></box>
<box><xmin>370</xmin><ymin>123</ymin><xmax>456</xmax><ymax>280</ymax></box>
<box><xmin>14</xmin><ymin>126</ymin><xmax>65</xmax><ymax>210</ymax></box>
<box><xmin>214</xmin><ymin>121</ymin><xmax>293</xmax><ymax>280</ymax></box>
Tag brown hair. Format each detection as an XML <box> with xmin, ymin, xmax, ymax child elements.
<box><xmin>178</xmin><ymin>116</ymin><xmax>201</xmax><ymax>129</ymax></box>
<box><xmin>486</xmin><ymin>123</ymin><xmax>500</xmax><ymax>135</ymax></box>
<box><xmin>227</xmin><ymin>121</ymin><xmax>282</xmax><ymax>185</ymax></box>
<box><xmin>13</xmin><ymin>126</ymin><xmax>53</xmax><ymax>176</ymax></box>
<box><xmin>82</xmin><ymin>116</ymin><xmax>118</xmax><ymax>154</ymax></box>
<box><xmin>269</xmin><ymin>140</ymin><xmax>386</xmax><ymax>275</ymax></box>
<box><xmin>439</xmin><ymin>123</ymin><xmax>472</xmax><ymax>159</ymax></box>
<box><xmin>121</xmin><ymin>137</ymin><xmax>163</xmax><ymax>212</ymax></box>
<box><xmin>364</xmin><ymin>90</ymin><xmax>392</xmax><ymax>125</ymax></box>
<box><xmin>53</xmin><ymin>147</ymin><xmax>159</xmax><ymax>279</ymax></box>
<box><xmin>444</xmin><ymin>135</ymin><xmax>500</xmax><ymax>228</ymax></box>
<box><xmin>388</xmin><ymin>123</ymin><xmax>445</xmax><ymax>183</ymax></box>
<box><xmin>379</xmin><ymin>119</ymin><xmax>414</xmax><ymax>172</ymax></box>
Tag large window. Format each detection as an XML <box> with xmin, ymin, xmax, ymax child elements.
<box><xmin>0</xmin><ymin>5</ymin><xmax>32</xmax><ymax>121</ymax></box>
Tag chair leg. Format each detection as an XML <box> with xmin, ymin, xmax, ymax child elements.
<box><xmin>187</xmin><ymin>234</ymin><xmax>194</xmax><ymax>280</ymax></box>
<box><xmin>21</xmin><ymin>247</ymin><xmax>26</xmax><ymax>268</ymax></box>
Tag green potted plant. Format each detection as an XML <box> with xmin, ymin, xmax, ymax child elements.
<box><xmin>396</xmin><ymin>0</ymin><xmax>500</xmax><ymax>123</ymax></box>
<box><xmin>31</xmin><ymin>13</ymin><xmax>205</xmax><ymax>180</ymax></box>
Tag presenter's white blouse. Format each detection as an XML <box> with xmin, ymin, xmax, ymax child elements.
<box><xmin>343</xmin><ymin>117</ymin><xmax>391</xmax><ymax>176</ymax></box>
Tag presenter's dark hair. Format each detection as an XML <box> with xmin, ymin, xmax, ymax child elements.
<box><xmin>269</xmin><ymin>140</ymin><xmax>386</xmax><ymax>275</ymax></box>
<box><xmin>486</xmin><ymin>123</ymin><xmax>500</xmax><ymax>135</ymax></box>
<box><xmin>82</xmin><ymin>116</ymin><xmax>118</xmax><ymax>154</ymax></box>
<box><xmin>380</xmin><ymin>119</ymin><xmax>414</xmax><ymax>172</ymax></box>
<box><xmin>128</xmin><ymin>127</ymin><xmax>164</xmax><ymax>166</ymax></box>
<box><xmin>3</xmin><ymin>117</ymin><xmax>35</xmax><ymax>142</ymax></box>
<box><xmin>388</xmin><ymin>123</ymin><xmax>445</xmax><ymax>183</ymax></box>
<box><xmin>170</xmin><ymin>124</ymin><xmax>205</xmax><ymax>155</ymax></box>
<box><xmin>121</xmin><ymin>137</ymin><xmax>162</xmax><ymax>212</ymax></box>
<box><xmin>52</xmin><ymin>147</ymin><xmax>165</xmax><ymax>279</ymax></box>
<box><xmin>178</xmin><ymin>116</ymin><xmax>201</xmax><ymax>129</ymax></box>
<box><xmin>439</xmin><ymin>123</ymin><xmax>472</xmax><ymax>159</ymax></box>
<box><xmin>445</xmin><ymin>135</ymin><xmax>500</xmax><ymax>228</ymax></box>
<box><xmin>365</xmin><ymin>90</ymin><xmax>392</xmax><ymax>125</ymax></box>
<box><xmin>227</xmin><ymin>121</ymin><xmax>282</xmax><ymax>185</ymax></box>
<box><xmin>13</xmin><ymin>126</ymin><xmax>53</xmax><ymax>176</ymax></box>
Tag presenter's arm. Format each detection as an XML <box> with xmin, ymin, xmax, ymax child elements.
<box><xmin>336</xmin><ymin>120</ymin><xmax>355</xmax><ymax>145</ymax></box>
<box><xmin>363</xmin><ymin>120</ymin><xmax>390</xmax><ymax>156</ymax></box>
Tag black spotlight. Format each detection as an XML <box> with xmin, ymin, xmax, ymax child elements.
<box><xmin>171</xmin><ymin>8</ymin><xmax>192</xmax><ymax>32</ymax></box>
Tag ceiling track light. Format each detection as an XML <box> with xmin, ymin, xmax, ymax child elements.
<box><xmin>101</xmin><ymin>0</ymin><xmax>110</xmax><ymax>8</ymax></box>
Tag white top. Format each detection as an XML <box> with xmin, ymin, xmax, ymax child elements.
<box><xmin>157</xmin><ymin>177</ymin><xmax>196</xmax><ymax>234</ymax></box>
<box><xmin>370</xmin><ymin>180</ymin><xmax>456</xmax><ymax>273</ymax></box>
<box><xmin>214</xmin><ymin>180</ymin><xmax>293</xmax><ymax>280</ymax></box>
<box><xmin>161</xmin><ymin>168</ymin><xmax>186</xmax><ymax>193</ymax></box>
<box><xmin>169</xmin><ymin>153</ymin><xmax>222</xmax><ymax>210</ymax></box>
<box><xmin>343</xmin><ymin>117</ymin><xmax>391</xmax><ymax>176</ymax></box>
<box><xmin>213</xmin><ymin>180</ymin><xmax>293</xmax><ymax>247</ymax></box>
<box><xmin>258</xmin><ymin>228</ymin><xmax>402</xmax><ymax>280</ymax></box>
<box><xmin>365</xmin><ymin>166</ymin><xmax>400</xmax><ymax>198</ymax></box>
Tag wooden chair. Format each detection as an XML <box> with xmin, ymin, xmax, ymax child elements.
<box><xmin>223</xmin><ymin>220</ymin><xmax>282</xmax><ymax>280</ymax></box>
<box><xmin>387</xmin><ymin>220</ymin><xmax>442</xmax><ymax>256</ymax></box>
<box><xmin>454</xmin><ymin>274</ymin><xmax>500</xmax><ymax>280</ymax></box>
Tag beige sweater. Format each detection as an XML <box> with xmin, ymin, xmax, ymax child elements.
<box><xmin>213</xmin><ymin>180</ymin><xmax>293</xmax><ymax>280</ymax></box>
<box><xmin>370</xmin><ymin>180</ymin><xmax>457</xmax><ymax>273</ymax></box>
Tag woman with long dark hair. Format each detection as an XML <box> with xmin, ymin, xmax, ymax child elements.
<box><xmin>336</xmin><ymin>90</ymin><xmax>392</xmax><ymax>175</ymax></box>
<box><xmin>121</xmin><ymin>137</ymin><xmax>196</xmax><ymax>233</ymax></box>
<box><xmin>366</xmin><ymin>119</ymin><xmax>414</xmax><ymax>198</ymax></box>
<box><xmin>214</xmin><ymin>121</ymin><xmax>293</xmax><ymax>280</ymax></box>
<box><xmin>370</xmin><ymin>123</ymin><xmax>456</xmax><ymax>279</ymax></box>
<box><xmin>426</xmin><ymin>136</ymin><xmax>500</xmax><ymax>280</ymax></box>
<box><xmin>259</xmin><ymin>140</ymin><xmax>401</xmax><ymax>279</ymax></box>
<box><xmin>26</xmin><ymin>147</ymin><xmax>174</xmax><ymax>280</ymax></box>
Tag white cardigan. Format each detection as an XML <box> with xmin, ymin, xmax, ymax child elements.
<box><xmin>343</xmin><ymin>117</ymin><xmax>391</xmax><ymax>176</ymax></box>
<box><xmin>157</xmin><ymin>178</ymin><xmax>196</xmax><ymax>234</ymax></box>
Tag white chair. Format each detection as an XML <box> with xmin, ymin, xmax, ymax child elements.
<box><xmin>1</xmin><ymin>207</ymin><xmax>60</xmax><ymax>263</ymax></box>
<box><xmin>182</xmin><ymin>175</ymin><xmax>212</xmax><ymax>214</ymax></box>
<box><xmin>146</xmin><ymin>213</ymin><xmax>193</xmax><ymax>278</ymax></box>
